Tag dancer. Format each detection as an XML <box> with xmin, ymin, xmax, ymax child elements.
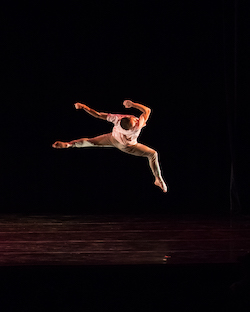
<box><xmin>52</xmin><ymin>100</ymin><xmax>168</xmax><ymax>192</ymax></box>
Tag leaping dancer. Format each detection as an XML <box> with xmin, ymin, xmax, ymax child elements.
<box><xmin>52</xmin><ymin>100</ymin><xmax>168</xmax><ymax>192</ymax></box>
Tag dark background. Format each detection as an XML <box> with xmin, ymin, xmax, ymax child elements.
<box><xmin>2</xmin><ymin>0</ymin><xmax>250</xmax><ymax>215</ymax></box>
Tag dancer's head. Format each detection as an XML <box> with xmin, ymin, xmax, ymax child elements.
<box><xmin>120</xmin><ymin>116</ymin><xmax>137</xmax><ymax>130</ymax></box>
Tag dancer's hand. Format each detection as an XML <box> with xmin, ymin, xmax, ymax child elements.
<box><xmin>74</xmin><ymin>103</ymin><xmax>82</xmax><ymax>109</ymax></box>
<box><xmin>74</xmin><ymin>103</ymin><xmax>89</xmax><ymax>110</ymax></box>
<box><xmin>123</xmin><ymin>100</ymin><xmax>133</xmax><ymax>108</ymax></box>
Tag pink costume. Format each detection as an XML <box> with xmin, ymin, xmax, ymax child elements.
<box><xmin>107</xmin><ymin>113</ymin><xmax>145</xmax><ymax>146</ymax></box>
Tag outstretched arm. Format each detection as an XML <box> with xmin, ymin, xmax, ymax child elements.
<box><xmin>123</xmin><ymin>100</ymin><xmax>151</xmax><ymax>122</ymax></box>
<box><xmin>74</xmin><ymin>103</ymin><xmax>108</xmax><ymax>120</ymax></box>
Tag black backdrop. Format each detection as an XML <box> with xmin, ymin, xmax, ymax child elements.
<box><xmin>2</xmin><ymin>0</ymin><xmax>249</xmax><ymax>214</ymax></box>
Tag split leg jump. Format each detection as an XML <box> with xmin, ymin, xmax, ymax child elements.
<box><xmin>53</xmin><ymin>133</ymin><xmax>167</xmax><ymax>192</ymax></box>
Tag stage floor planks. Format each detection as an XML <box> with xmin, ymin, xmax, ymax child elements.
<box><xmin>0</xmin><ymin>213</ymin><xmax>249</xmax><ymax>266</ymax></box>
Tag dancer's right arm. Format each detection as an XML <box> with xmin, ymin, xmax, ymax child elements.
<box><xmin>74</xmin><ymin>103</ymin><xmax>108</xmax><ymax>120</ymax></box>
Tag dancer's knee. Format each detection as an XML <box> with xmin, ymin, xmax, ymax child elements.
<box><xmin>147</xmin><ymin>150</ymin><xmax>158</xmax><ymax>161</ymax></box>
<box><xmin>87</xmin><ymin>138</ymin><xmax>98</xmax><ymax>146</ymax></box>
<box><xmin>69</xmin><ymin>138</ymin><xmax>93</xmax><ymax>148</ymax></box>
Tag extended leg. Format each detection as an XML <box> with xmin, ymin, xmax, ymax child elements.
<box><xmin>52</xmin><ymin>133</ymin><xmax>114</xmax><ymax>149</ymax></box>
<box><xmin>118</xmin><ymin>143</ymin><xmax>168</xmax><ymax>192</ymax></box>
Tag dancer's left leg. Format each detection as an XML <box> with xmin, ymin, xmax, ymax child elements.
<box><xmin>117</xmin><ymin>143</ymin><xmax>168</xmax><ymax>192</ymax></box>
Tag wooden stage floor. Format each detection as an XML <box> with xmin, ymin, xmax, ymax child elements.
<box><xmin>0</xmin><ymin>213</ymin><xmax>249</xmax><ymax>266</ymax></box>
<box><xmin>1</xmin><ymin>213</ymin><xmax>250</xmax><ymax>311</ymax></box>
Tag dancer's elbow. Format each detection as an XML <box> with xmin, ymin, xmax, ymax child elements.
<box><xmin>98</xmin><ymin>112</ymin><xmax>108</xmax><ymax>120</ymax></box>
<box><xmin>143</xmin><ymin>108</ymin><xmax>151</xmax><ymax>121</ymax></box>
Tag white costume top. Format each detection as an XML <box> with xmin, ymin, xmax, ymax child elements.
<box><xmin>107</xmin><ymin>113</ymin><xmax>146</xmax><ymax>146</ymax></box>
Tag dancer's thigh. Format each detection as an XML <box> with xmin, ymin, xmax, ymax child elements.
<box><xmin>88</xmin><ymin>133</ymin><xmax>114</xmax><ymax>146</ymax></box>
<box><xmin>120</xmin><ymin>143</ymin><xmax>156</xmax><ymax>158</ymax></box>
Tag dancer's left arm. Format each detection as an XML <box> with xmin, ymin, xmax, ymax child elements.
<box><xmin>123</xmin><ymin>100</ymin><xmax>151</xmax><ymax>126</ymax></box>
<box><xmin>74</xmin><ymin>103</ymin><xmax>108</xmax><ymax>120</ymax></box>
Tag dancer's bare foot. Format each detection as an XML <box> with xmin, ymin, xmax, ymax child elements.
<box><xmin>154</xmin><ymin>178</ymin><xmax>168</xmax><ymax>193</ymax></box>
<box><xmin>52</xmin><ymin>141</ymin><xmax>70</xmax><ymax>149</ymax></box>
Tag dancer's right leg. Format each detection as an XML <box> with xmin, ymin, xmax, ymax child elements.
<box><xmin>52</xmin><ymin>133</ymin><xmax>114</xmax><ymax>149</ymax></box>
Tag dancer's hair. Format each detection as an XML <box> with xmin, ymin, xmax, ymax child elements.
<box><xmin>120</xmin><ymin>117</ymin><xmax>133</xmax><ymax>130</ymax></box>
